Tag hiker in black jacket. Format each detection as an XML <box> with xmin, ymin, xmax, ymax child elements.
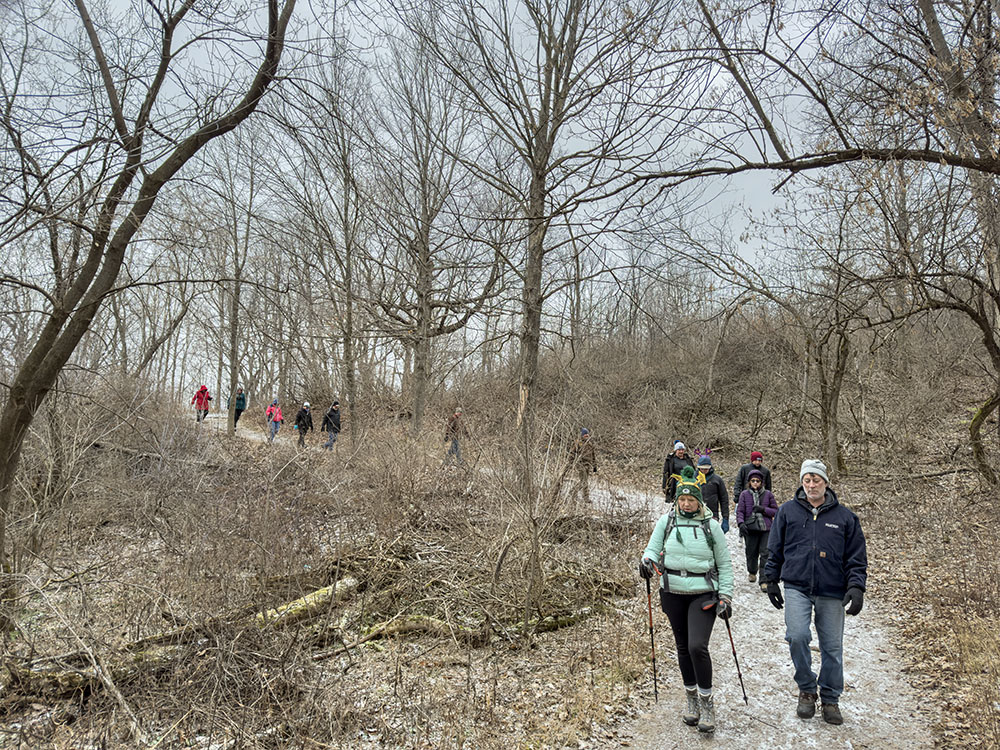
<box><xmin>321</xmin><ymin>401</ymin><xmax>341</xmax><ymax>450</ymax></box>
<box><xmin>294</xmin><ymin>402</ymin><xmax>313</xmax><ymax>448</ymax></box>
<box><xmin>733</xmin><ymin>450</ymin><xmax>772</xmax><ymax>496</ymax></box>
<box><xmin>661</xmin><ymin>441</ymin><xmax>695</xmax><ymax>501</ymax></box>
<box><xmin>696</xmin><ymin>455</ymin><xmax>730</xmax><ymax>532</ymax></box>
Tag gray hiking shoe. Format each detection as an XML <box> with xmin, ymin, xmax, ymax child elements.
<box><xmin>797</xmin><ymin>691</ymin><xmax>817</xmax><ymax>719</ymax></box>
<box><xmin>749</xmin><ymin>573</ymin><xmax>757</xmax><ymax>582</ymax></box>
<box><xmin>682</xmin><ymin>687</ymin><xmax>699</xmax><ymax>726</ymax></box>
<box><xmin>697</xmin><ymin>692</ymin><xmax>715</xmax><ymax>733</ymax></box>
<box><xmin>822</xmin><ymin>703</ymin><xmax>843</xmax><ymax>725</ymax></box>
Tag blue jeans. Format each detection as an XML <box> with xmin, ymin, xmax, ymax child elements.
<box><xmin>324</xmin><ymin>430</ymin><xmax>338</xmax><ymax>449</ymax></box>
<box><xmin>268</xmin><ymin>420</ymin><xmax>280</xmax><ymax>442</ymax></box>
<box><xmin>784</xmin><ymin>587</ymin><xmax>845</xmax><ymax>704</ymax></box>
<box><xmin>446</xmin><ymin>438</ymin><xmax>462</xmax><ymax>465</ymax></box>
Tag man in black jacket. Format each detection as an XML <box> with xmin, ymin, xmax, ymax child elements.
<box><xmin>294</xmin><ymin>402</ymin><xmax>313</xmax><ymax>448</ymax></box>
<box><xmin>661</xmin><ymin>441</ymin><xmax>694</xmax><ymax>502</ymax></box>
<box><xmin>696</xmin><ymin>455</ymin><xmax>730</xmax><ymax>532</ymax></box>
<box><xmin>733</xmin><ymin>450</ymin><xmax>772</xmax><ymax>496</ymax></box>
<box><xmin>322</xmin><ymin>401</ymin><xmax>341</xmax><ymax>450</ymax></box>
<box><xmin>764</xmin><ymin>459</ymin><xmax>867</xmax><ymax>727</ymax></box>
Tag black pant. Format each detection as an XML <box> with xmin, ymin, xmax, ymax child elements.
<box><xmin>659</xmin><ymin>589</ymin><xmax>717</xmax><ymax>690</ymax></box>
<box><xmin>745</xmin><ymin>530</ymin><xmax>770</xmax><ymax>577</ymax></box>
<box><xmin>196</xmin><ymin>409</ymin><xmax>208</xmax><ymax>422</ymax></box>
<box><xmin>233</xmin><ymin>409</ymin><xmax>244</xmax><ymax>429</ymax></box>
<box><xmin>298</xmin><ymin>429</ymin><xmax>307</xmax><ymax>447</ymax></box>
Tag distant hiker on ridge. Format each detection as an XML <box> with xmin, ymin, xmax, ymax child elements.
<box><xmin>191</xmin><ymin>385</ymin><xmax>212</xmax><ymax>422</ymax></box>
<box><xmin>444</xmin><ymin>408</ymin><xmax>469</xmax><ymax>467</ymax></box>
<box><xmin>228</xmin><ymin>387</ymin><xmax>247</xmax><ymax>432</ymax></box>
<box><xmin>639</xmin><ymin>465</ymin><xmax>735</xmax><ymax>734</ymax></box>
<box><xmin>294</xmin><ymin>401</ymin><xmax>313</xmax><ymax>448</ymax></box>
<box><xmin>322</xmin><ymin>401</ymin><xmax>341</xmax><ymax>450</ymax></box>
<box><xmin>265</xmin><ymin>399</ymin><xmax>283</xmax><ymax>443</ymax></box>
<box><xmin>765</xmin><ymin>459</ymin><xmax>868</xmax><ymax>727</ymax></box>
<box><xmin>662</xmin><ymin>440</ymin><xmax>695</xmax><ymax>502</ymax></box>
<box><xmin>567</xmin><ymin>427</ymin><xmax>597</xmax><ymax>505</ymax></box>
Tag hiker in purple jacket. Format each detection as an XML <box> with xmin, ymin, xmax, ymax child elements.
<box><xmin>735</xmin><ymin>469</ymin><xmax>778</xmax><ymax>590</ymax></box>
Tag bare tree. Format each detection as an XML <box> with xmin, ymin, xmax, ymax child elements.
<box><xmin>398</xmin><ymin>0</ymin><xmax>700</xmax><ymax>621</ymax></box>
<box><xmin>368</xmin><ymin>35</ymin><xmax>508</xmax><ymax>433</ymax></box>
<box><xmin>0</xmin><ymin>0</ymin><xmax>295</xmax><ymax>579</ymax></box>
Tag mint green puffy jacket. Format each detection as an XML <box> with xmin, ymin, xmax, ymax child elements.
<box><xmin>642</xmin><ymin>505</ymin><xmax>734</xmax><ymax>599</ymax></box>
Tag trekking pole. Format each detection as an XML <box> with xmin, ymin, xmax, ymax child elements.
<box><xmin>644</xmin><ymin>572</ymin><xmax>659</xmax><ymax>703</ymax></box>
<box><xmin>723</xmin><ymin>616</ymin><xmax>749</xmax><ymax>705</ymax></box>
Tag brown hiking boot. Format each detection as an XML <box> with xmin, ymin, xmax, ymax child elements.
<box><xmin>822</xmin><ymin>703</ymin><xmax>843</xmax><ymax>725</ymax></box>
<box><xmin>796</xmin><ymin>691</ymin><xmax>817</xmax><ymax>719</ymax></box>
<box><xmin>748</xmin><ymin>573</ymin><xmax>757</xmax><ymax>582</ymax></box>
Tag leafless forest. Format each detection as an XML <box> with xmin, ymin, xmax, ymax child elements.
<box><xmin>1</xmin><ymin>0</ymin><xmax>999</xmax><ymax>747</ymax></box>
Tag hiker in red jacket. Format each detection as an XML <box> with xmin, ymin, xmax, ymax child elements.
<box><xmin>191</xmin><ymin>385</ymin><xmax>212</xmax><ymax>422</ymax></box>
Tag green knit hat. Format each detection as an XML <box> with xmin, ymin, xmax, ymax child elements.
<box><xmin>674</xmin><ymin>465</ymin><xmax>703</xmax><ymax>502</ymax></box>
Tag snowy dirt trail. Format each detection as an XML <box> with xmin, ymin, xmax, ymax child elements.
<box><xmin>589</xmin><ymin>485</ymin><xmax>934</xmax><ymax>749</ymax></box>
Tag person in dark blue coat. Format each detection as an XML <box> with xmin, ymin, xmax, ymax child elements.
<box><xmin>764</xmin><ymin>459</ymin><xmax>867</xmax><ymax>727</ymax></box>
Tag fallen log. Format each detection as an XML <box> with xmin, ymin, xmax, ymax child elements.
<box><xmin>255</xmin><ymin>577</ymin><xmax>358</xmax><ymax>629</ymax></box>
<box><xmin>4</xmin><ymin>578</ymin><xmax>360</xmax><ymax>698</ymax></box>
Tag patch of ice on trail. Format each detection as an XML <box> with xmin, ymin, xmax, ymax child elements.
<box><xmin>592</xmin><ymin>484</ymin><xmax>934</xmax><ymax>749</ymax></box>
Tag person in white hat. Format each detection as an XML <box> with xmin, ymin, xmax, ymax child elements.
<box><xmin>294</xmin><ymin>401</ymin><xmax>313</xmax><ymax>448</ymax></box>
<box><xmin>764</xmin><ymin>459</ymin><xmax>868</xmax><ymax>727</ymax></box>
<box><xmin>661</xmin><ymin>440</ymin><xmax>694</xmax><ymax>502</ymax></box>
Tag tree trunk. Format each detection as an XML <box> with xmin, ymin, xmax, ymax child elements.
<box><xmin>411</xmin><ymin>234</ymin><xmax>433</xmax><ymax>435</ymax></box>
<box><xmin>969</xmin><ymin>389</ymin><xmax>1000</xmax><ymax>484</ymax></box>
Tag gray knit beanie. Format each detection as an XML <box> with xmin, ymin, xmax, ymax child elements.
<box><xmin>799</xmin><ymin>459</ymin><xmax>829</xmax><ymax>484</ymax></box>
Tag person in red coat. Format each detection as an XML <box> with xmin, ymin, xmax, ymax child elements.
<box><xmin>191</xmin><ymin>385</ymin><xmax>212</xmax><ymax>422</ymax></box>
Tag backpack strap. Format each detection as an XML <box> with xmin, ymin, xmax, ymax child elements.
<box><xmin>660</xmin><ymin>514</ymin><xmax>717</xmax><ymax>592</ymax></box>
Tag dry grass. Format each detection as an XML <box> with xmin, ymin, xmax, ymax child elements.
<box><xmin>0</xmin><ymin>407</ymin><xmax>650</xmax><ymax>749</ymax></box>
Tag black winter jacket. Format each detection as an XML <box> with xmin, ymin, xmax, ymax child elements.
<box><xmin>321</xmin><ymin>408</ymin><xmax>341</xmax><ymax>433</ymax></box>
<box><xmin>764</xmin><ymin>487</ymin><xmax>868</xmax><ymax>599</ymax></box>
<box><xmin>734</xmin><ymin>462</ymin><xmax>772</xmax><ymax>496</ymax></box>
<box><xmin>295</xmin><ymin>408</ymin><xmax>313</xmax><ymax>433</ymax></box>
<box><xmin>699</xmin><ymin>468</ymin><xmax>730</xmax><ymax>521</ymax></box>
<box><xmin>661</xmin><ymin>454</ymin><xmax>695</xmax><ymax>497</ymax></box>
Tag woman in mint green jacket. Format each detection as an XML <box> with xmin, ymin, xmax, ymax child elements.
<box><xmin>639</xmin><ymin>465</ymin><xmax>734</xmax><ymax>734</ymax></box>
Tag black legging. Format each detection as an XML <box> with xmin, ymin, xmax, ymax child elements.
<box><xmin>659</xmin><ymin>589</ymin><xmax>717</xmax><ymax>690</ymax></box>
<box><xmin>744</xmin><ymin>530</ymin><xmax>770</xmax><ymax>577</ymax></box>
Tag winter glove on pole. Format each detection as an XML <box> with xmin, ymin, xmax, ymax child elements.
<box><xmin>638</xmin><ymin>558</ymin><xmax>657</xmax><ymax>580</ymax></box>
<box><xmin>842</xmin><ymin>587</ymin><xmax>864</xmax><ymax>616</ymax></box>
<box><xmin>716</xmin><ymin>596</ymin><xmax>732</xmax><ymax>620</ymax></box>
<box><xmin>766</xmin><ymin>581</ymin><xmax>784</xmax><ymax>610</ymax></box>
<box><xmin>721</xmin><ymin>518</ymin><xmax>730</xmax><ymax>534</ymax></box>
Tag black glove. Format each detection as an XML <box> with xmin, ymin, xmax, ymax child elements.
<box><xmin>752</xmin><ymin>504</ymin><xmax>764</xmax><ymax>514</ymax></box>
<box><xmin>842</xmin><ymin>586</ymin><xmax>864</xmax><ymax>616</ymax></box>
<box><xmin>592</xmin><ymin>467</ymin><xmax>597</xmax><ymax>473</ymax></box>
<box><xmin>738</xmin><ymin>523</ymin><xmax>747</xmax><ymax>538</ymax></box>
<box><xmin>767</xmin><ymin>581</ymin><xmax>784</xmax><ymax>610</ymax></box>
<box><xmin>638</xmin><ymin>559</ymin><xmax>657</xmax><ymax>580</ymax></box>
<box><xmin>716</xmin><ymin>597</ymin><xmax>732</xmax><ymax>620</ymax></box>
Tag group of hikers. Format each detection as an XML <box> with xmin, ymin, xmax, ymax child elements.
<box><xmin>636</xmin><ymin>440</ymin><xmax>867</xmax><ymax>734</ymax></box>
<box><xmin>189</xmin><ymin>387</ymin><xmax>342</xmax><ymax>450</ymax></box>
<box><xmin>193</xmin><ymin>386</ymin><xmax>867</xmax><ymax>734</ymax></box>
